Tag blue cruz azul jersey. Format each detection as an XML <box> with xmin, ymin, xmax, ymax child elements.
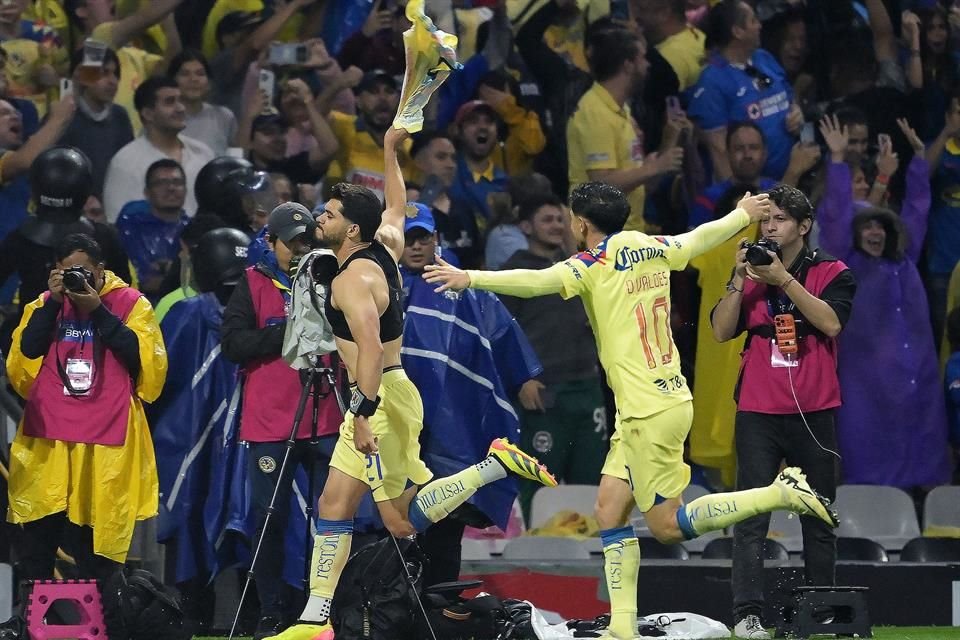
<box><xmin>687</xmin><ymin>49</ymin><xmax>794</xmax><ymax>179</ymax></box>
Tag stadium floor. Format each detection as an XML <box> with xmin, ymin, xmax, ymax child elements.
<box><xmin>194</xmin><ymin>630</ymin><xmax>960</xmax><ymax>639</ymax></box>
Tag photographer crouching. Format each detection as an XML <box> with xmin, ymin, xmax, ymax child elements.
<box><xmin>6</xmin><ymin>233</ymin><xmax>167</xmax><ymax>588</ymax></box>
<box><xmin>710</xmin><ymin>185</ymin><xmax>856</xmax><ymax>639</ymax></box>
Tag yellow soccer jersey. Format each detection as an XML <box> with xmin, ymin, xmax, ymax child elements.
<box><xmin>555</xmin><ymin>231</ymin><xmax>693</xmax><ymax>419</ymax></box>
<box><xmin>467</xmin><ymin>207</ymin><xmax>752</xmax><ymax>421</ymax></box>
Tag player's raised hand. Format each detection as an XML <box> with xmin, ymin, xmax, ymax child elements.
<box><xmin>423</xmin><ymin>257</ymin><xmax>470</xmax><ymax>292</ymax></box>
<box><xmin>738</xmin><ymin>192</ymin><xmax>771</xmax><ymax>223</ymax></box>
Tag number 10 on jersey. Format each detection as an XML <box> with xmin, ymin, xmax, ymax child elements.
<box><xmin>634</xmin><ymin>295</ymin><xmax>674</xmax><ymax>369</ymax></box>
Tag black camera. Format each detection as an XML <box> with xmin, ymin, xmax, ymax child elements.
<box><xmin>743</xmin><ymin>238</ymin><xmax>782</xmax><ymax>266</ymax></box>
<box><xmin>62</xmin><ymin>265</ymin><xmax>95</xmax><ymax>293</ymax></box>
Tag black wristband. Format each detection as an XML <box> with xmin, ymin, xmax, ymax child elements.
<box><xmin>350</xmin><ymin>388</ymin><xmax>381</xmax><ymax>417</ymax></box>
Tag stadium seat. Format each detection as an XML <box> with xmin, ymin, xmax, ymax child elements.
<box><xmin>701</xmin><ymin>537</ymin><xmax>790</xmax><ymax>561</ymax></box>
<box><xmin>899</xmin><ymin>537</ymin><xmax>960</xmax><ymax>562</ymax></box>
<box><xmin>529</xmin><ymin>485</ymin><xmax>598</xmax><ymax>529</ymax></box>
<box><xmin>768</xmin><ymin>510</ymin><xmax>804</xmax><ymax>552</ymax></box>
<box><xmin>502</xmin><ymin>536</ymin><xmax>592</xmax><ymax>561</ymax></box>
<box><xmin>922</xmin><ymin>486</ymin><xmax>960</xmax><ymax>533</ymax></box>
<box><xmin>460</xmin><ymin>538</ymin><xmax>493</xmax><ymax>561</ymax></box>
<box><xmin>836</xmin><ymin>537</ymin><xmax>889</xmax><ymax>562</ymax></box>
<box><xmin>637</xmin><ymin>537</ymin><xmax>690</xmax><ymax>560</ymax></box>
<box><xmin>834</xmin><ymin>485</ymin><xmax>920</xmax><ymax>551</ymax></box>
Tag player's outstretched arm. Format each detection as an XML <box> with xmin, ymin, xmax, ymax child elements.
<box><xmin>378</xmin><ymin>126</ymin><xmax>410</xmax><ymax>260</ymax></box>
<box><xmin>423</xmin><ymin>257</ymin><xmax>568</xmax><ymax>298</ymax></box>
<box><xmin>674</xmin><ymin>192</ymin><xmax>770</xmax><ymax>259</ymax></box>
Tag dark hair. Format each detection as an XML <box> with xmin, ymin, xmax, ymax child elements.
<box><xmin>518</xmin><ymin>193</ymin><xmax>564</xmax><ymax>222</ymax></box>
<box><xmin>330</xmin><ymin>183</ymin><xmax>382</xmax><ymax>242</ymax></box>
<box><xmin>570</xmin><ymin>182</ymin><xmax>630</xmax><ymax>235</ymax></box>
<box><xmin>761</xmin><ymin>5</ymin><xmax>806</xmax><ymax>57</ymax></box>
<box><xmin>853</xmin><ymin>207</ymin><xmax>903</xmax><ymax>260</ymax></box>
<box><xmin>704</xmin><ymin>0</ymin><xmax>749</xmax><ymax>50</ymax></box>
<box><xmin>69</xmin><ymin>47</ymin><xmax>120</xmax><ymax>76</ymax></box>
<box><xmin>726</xmin><ymin>121</ymin><xmax>765</xmax><ymax>147</ymax></box>
<box><xmin>55</xmin><ymin>233</ymin><xmax>103</xmax><ymax>264</ymax></box>
<box><xmin>410</xmin><ymin>130</ymin><xmax>452</xmax><ymax>159</ymax></box>
<box><xmin>168</xmin><ymin>48</ymin><xmax>211</xmax><ymax>80</ymax></box>
<box><xmin>182</xmin><ymin>214</ymin><xmax>228</xmax><ymax>249</ymax></box>
<box><xmin>947</xmin><ymin>306</ymin><xmax>960</xmax><ymax>352</ymax></box>
<box><xmin>766</xmin><ymin>184</ymin><xmax>813</xmax><ymax>223</ymax></box>
<box><xmin>134</xmin><ymin>76</ymin><xmax>179</xmax><ymax>113</ymax></box>
<box><xmin>833</xmin><ymin>105</ymin><xmax>868</xmax><ymax>130</ymax></box>
<box><xmin>715</xmin><ymin>182</ymin><xmax>755</xmax><ymax>219</ymax></box>
<box><xmin>587</xmin><ymin>27</ymin><xmax>642</xmax><ymax>82</ymax></box>
<box><xmin>145</xmin><ymin>158</ymin><xmax>185</xmax><ymax>186</ymax></box>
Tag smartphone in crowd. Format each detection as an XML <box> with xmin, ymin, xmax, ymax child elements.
<box><xmin>800</xmin><ymin>122</ymin><xmax>816</xmax><ymax>144</ymax></box>
<box><xmin>268</xmin><ymin>42</ymin><xmax>308</xmax><ymax>67</ymax></box>
<box><xmin>59</xmin><ymin>77</ymin><xmax>73</xmax><ymax>98</ymax></box>
<box><xmin>258</xmin><ymin>68</ymin><xmax>276</xmax><ymax>111</ymax></box>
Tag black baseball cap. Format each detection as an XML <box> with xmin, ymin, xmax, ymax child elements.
<box><xmin>356</xmin><ymin>69</ymin><xmax>399</xmax><ymax>94</ymax></box>
<box><xmin>252</xmin><ymin>112</ymin><xmax>289</xmax><ymax>133</ymax></box>
<box><xmin>268</xmin><ymin>202</ymin><xmax>313</xmax><ymax>242</ymax></box>
<box><xmin>217</xmin><ymin>11</ymin><xmax>264</xmax><ymax>42</ymax></box>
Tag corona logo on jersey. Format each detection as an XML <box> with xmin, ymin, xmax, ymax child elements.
<box><xmin>393</xmin><ymin>0</ymin><xmax>462</xmax><ymax>134</ymax></box>
<box><xmin>614</xmin><ymin>245</ymin><xmax>666</xmax><ymax>271</ymax></box>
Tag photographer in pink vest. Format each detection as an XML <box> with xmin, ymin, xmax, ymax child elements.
<box><xmin>6</xmin><ymin>230</ymin><xmax>167</xmax><ymax>586</ymax></box>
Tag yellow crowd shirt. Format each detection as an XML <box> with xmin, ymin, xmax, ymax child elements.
<box><xmin>567</xmin><ymin>83</ymin><xmax>647</xmax><ymax>232</ymax></box>
<box><xmin>329</xmin><ymin>111</ymin><xmax>413</xmax><ymax>201</ymax></box>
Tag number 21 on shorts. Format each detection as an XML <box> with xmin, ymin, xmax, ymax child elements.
<box><xmin>634</xmin><ymin>295</ymin><xmax>674</xmax><ymax>369</ymax></box>
<box><xmin>366</xmin><ymin>453</ymin><xmax>384</xmax><ymax>483</ymax></box>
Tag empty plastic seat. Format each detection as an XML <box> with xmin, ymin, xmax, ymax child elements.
<box><xmin>922</xmin><ymin>486</ymin><xmax>960</xmax><ymax>534</ymax></box>
<box><xmin>767</xmin><ymin>510</ymin><xmax>804</xmax><ymax>553</ymax></box>
<box><xmin>529</xmin><ymin>485</ymin><xmax>598</xmax><ymax>529</ymax></box>
<box><xmin>502</xmin><ymin>536</ymin><xmax>592</xmax><ymax>561</ymax></box>
<box><xmin>834</xmin><ymin>485</ymin><xmax>920</xmax><ymax>551</ymax></box>
<box><xmin>701</xmin><ymin>537</ymin><xmax>790</xmax><ymax>561</ymax></box>
<box><xmin>637</xmin><ymin>536</ymin><xmax>689</xmax><ymax>560</ymax></box>
<box><xmin>900</xmin><ymin>537</ymin><xmax>960</xmax><ymax>562</ymax></box>
<box><xmin>460</xmin><ymin>538</ymin><xmax>493</xmax><ymax>561</ymax></box>
<box><xmin>836</xmin><ymin>537</ymin><xmax>888</xmax><ymax>562</ymax></box>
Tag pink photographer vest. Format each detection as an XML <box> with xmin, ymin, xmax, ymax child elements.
<box><xmin>737</xmin><ymin>259</ymin><xmax>848</xmax><ymax>414</ymax></box>
<box><xmin>23</xmin><ymin>287</ymin><xmax>142</xmax><ymax>445</ymax></box>
<box><xmin>240</xmin><ymin>267</ymin><xmax>341</xmax><ymax>442</ymax></box>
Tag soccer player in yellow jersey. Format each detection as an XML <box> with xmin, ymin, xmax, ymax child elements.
<box><xmin>425</xmin><ymin>182</ymin><xmax>840</xmax><ymax>640</ymax></box>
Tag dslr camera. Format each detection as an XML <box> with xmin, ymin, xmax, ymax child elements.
<box><xmin>62</xmin><ymin>265</ymin><xmax>95</xmax><ymax>293</ymax></box>
<box><xmin>743</xmin><ymin>238</ymin><xmax>782</xmax><ymax>266</ymax></box>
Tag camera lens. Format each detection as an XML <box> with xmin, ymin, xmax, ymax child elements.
<box><xmin>63</xmin><ymin>271</ymin><xmax>85</xmax><ymax>292</ymax></box>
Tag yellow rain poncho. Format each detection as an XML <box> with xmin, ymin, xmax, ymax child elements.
<box><xmin>6</xmin><ymin>271</ymin><xmax>167</xmax><ymax>563</ymax></box>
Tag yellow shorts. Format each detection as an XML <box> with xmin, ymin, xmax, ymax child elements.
<box><xmin>600</xmin><ymin>401</ymin><xmax>693</xmax><ymax>513</ymax></box>
<box><xmin>330</xmin><ymin>369</ymin><xmax>433</xmax><ymax>502</ymax></box>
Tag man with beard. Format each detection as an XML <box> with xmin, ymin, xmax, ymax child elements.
<box><xmin>328</xmin><ymin>69</ymin><xmax>413</xmax><ymax>201</ymax></box>
<box><xmin>688</xmin><ymin>121</ymin><xmax>819</xmax><ymax>228</ymax></box>
<box><xmin>448</xmin><ymin>100</ymin><xmax>508</xmax><ymax>237</ymax></box>
<box><xmin>566</xmin><ymin>27</ymin><xmax>683</xmax><ymax>233</ymax></box>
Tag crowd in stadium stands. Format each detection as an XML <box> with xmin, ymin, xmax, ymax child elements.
<box><xmin>3</xmin><ymin>0</ymin><xmax>960</xmax><ymax>635</ymax></box>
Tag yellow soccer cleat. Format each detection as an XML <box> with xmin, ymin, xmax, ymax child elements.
<box><xmin>774</xmin><ymin>467</ymin><xmax>840</xmax><ymax>528</ymax></box>
<box><xmin>488</xmin><ymin>438</ymin><xmax>558</xmax><ymax>487</ymax></box>
<box><xmin>264</xmin><ymin>622</ymin><xmax>334</xmax><ymax>640</ymax></box>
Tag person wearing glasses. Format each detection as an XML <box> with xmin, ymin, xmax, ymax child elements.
<box><xmin>688</xmin><ymin>0</ymin><xmax>803</xmax><ymax>184</ymax></box>
<box><xmin>115</xmin><ymin>159</ymin><xmax>191</xmax><ymax>301</ymax></box>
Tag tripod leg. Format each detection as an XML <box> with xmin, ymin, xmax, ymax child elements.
<box><xmin>303</xmin><ymin>371</ymin><xmax>322</xmax><ymax>596</ymax></box>
<box><xmin>229</xmin><ymin>370</ymin><xmax>315</xmax><ymax>640</ymax></box>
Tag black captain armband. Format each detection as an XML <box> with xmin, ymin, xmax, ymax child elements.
<box><xmin>350</xmin><ymin>388</ymin><xmax>381</xmax><ymax>417</ymax></box>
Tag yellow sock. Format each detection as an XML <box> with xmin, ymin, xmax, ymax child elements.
<box><xmin>301</xmin><ymin>522</ymin><xmax>352</xmax><ymax>622</ymax></box>
<box><xmin>602</xmin><ymin>532</ymin><xmax>639</xmax><ymax>639</ymax></box>
<box><xmin>677</xmin><ymin>485</ymin><xmax>780</xmax><ymax>538</ymax></box>
<box><xmin>408</xmin><ymin>465</ymin><xmax>485</xmax><ymax>532</ymax></box>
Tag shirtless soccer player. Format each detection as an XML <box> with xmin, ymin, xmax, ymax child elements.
<box><xmin>268</xmin><ymin>127</ymin><xmax>557</xmax><ymax>640</ymax></box>
<box><xmin>424</xmin><ymin>183</ymin><xmax>840</xmax><ymax>640</ymax></box>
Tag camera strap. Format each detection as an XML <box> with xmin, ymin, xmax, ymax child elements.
<box><xmin>54</xmin><ymin>303</ymin><xmax>101</xmax><ymax>396</ymax></box>
<box><xmin>764</xmin><ymin>247</ymin><xmax>815</xmax><ymax>316</ymax></box>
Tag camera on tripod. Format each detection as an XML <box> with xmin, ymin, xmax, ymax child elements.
<box><xmin>743</xmin><ymin>238</ymin><xmax>782</xmax><ymax>266</ymax></box>
<box><xmin>62</xmin><ymin>265</ymin><xmax>95</xmax><ymax>292</ymax></box>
